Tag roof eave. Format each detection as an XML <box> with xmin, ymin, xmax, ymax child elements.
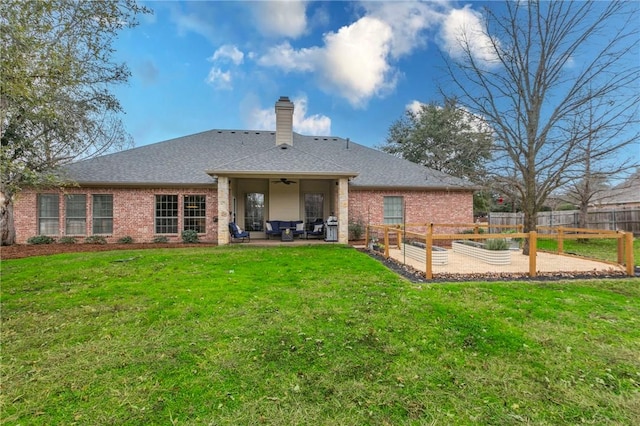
<box><xmin>68</xmin><ymin>181</ymin><xmax>216</xmax><ymax>188</ymax></box>
<box><xmin>206</xmin><ymin>170</ymin><xmax>359</xmax><ymax>179</ymax></box>
<box><xmin>349</xmin><ymin>184</ymin><xmax>478</xmax><ymax>191</ymax></box>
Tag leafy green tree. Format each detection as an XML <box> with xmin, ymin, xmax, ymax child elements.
<box><xmin>381</xmin><ymin>98</ymin><xmax>492</xmax><ymax>181</ymax></box>
<box><xmin>1</xmin><ymin>0</ymin><xmax>151</xmax><ymax>245</ymax></box>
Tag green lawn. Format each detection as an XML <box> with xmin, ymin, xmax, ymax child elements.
<box><xmin>537</xmin><ymin>236</ymin><xmax>639</xmax><ymax>265</ymax></box>
<box><xmin>2</xmin><ymin>245</ymin><xmax>639</xmax><ymax>425</ymax></box>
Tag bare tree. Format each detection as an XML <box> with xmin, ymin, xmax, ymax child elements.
<box><xmin>441</xmin><ymin>1</ymin><xmax>639</xmax><ymax>254</ymax></box>
<box><xmin>561</xmin><ymin>92</ymin><xmax>639</xmax><ymax>229</ymax></box>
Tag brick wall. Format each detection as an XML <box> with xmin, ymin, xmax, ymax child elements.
<box><xmin>349</xmin><ymin>189</ymin><xmax>473</xmax><ymax>226</ymax></box>
<box><xmin>13</xmin><ymin>187</ymin><xmax>218</xmax><ymax>244</ymax></box>
<box><xmin>13</xmin><ymin>186</ymin><xmax>473</xmax><ymax>244</ymax></box>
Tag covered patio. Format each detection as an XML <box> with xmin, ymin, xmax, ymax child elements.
<box><xmin>212</xmin><ymin>174</ymin><xmax>354</xmax><ymax>245</ymax></box>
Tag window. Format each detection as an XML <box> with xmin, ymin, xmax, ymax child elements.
<box><xmin>304</xmin><ymin>193</ymin><xmax>324</xmax><ymax>230</ymax></box>
<box><xmin>38</xmin><ymin>194</ymin><xmax>59</xmax><ymax>235</ymax></box>
<box><xmin>65</xmin><ymin>194</ymin><xmax>86</xmax><ymax>235</ymax></box>
<box><xmin>155</xmin><ymin>195</ymin><xmax>178</xmax><ymax>234</ymax></box>
<box><xmin>244</xmin><ymin>193</ymin><xmax>264</xmax><ymax>231</ymax></box>
<box><xmin>93</xmin><ymin>195</ymin><xmax>113</xmax><ymax>234</ymax></box>
<box><xmin>383</xmin><ymin>196</ymin><xmax>404</xmax><ymax>224</ymax></box>
<box><xmin>184</xmin><ymin>195</ymin><xmax>206</xmax><ymax>233</ymax></box>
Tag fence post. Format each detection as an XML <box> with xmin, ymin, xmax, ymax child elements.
<box><xmin>365</xmin><ymin>225</ymin><xmax>370</xmax><ymax>248</ymax></box>
<box><xmin>625</xmin><ymin>232</ymin><xmax>634</xmax><ymax>277</ymax></box>
<box><xmin>617</xmin><ymin>232</ymin><xmax>624</xmax><ymax>265</ymax></box>
<box><xmin>396</xmin><ymin>225</ymin><xmax>402</xmax><ymax>250</ymax></box>
<box><xmin>384</xmin><ymin>226</ymin><xmax>390</xmax><ymax>259</ymax></box>
<box><xmin>529</xmin><ymin>231</ymin><xmax>537</xmax><ymax>277</ymax></box>
<box><xmin>426</xmin><ymin>225</ymin><xmax>433</xmax><ymax>280</ymax></box>
<box><xmin>558</xmin><ymin>227</ymin><xmax>564</xmax><ymax>254</ymax></box>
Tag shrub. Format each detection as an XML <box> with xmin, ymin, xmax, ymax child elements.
<box><xmin>84</xmin><ymin>235</ymin><xmax>107</xmax><ymax>245</ymax></box>
<box><xmin>27</xmin><ymin>235</ymin><xmax>55</xmax><ymax>245</ymax></box>
<box><xmin>502</xmin><ymin>229</ymin><xmax>523</xmax><ymax>243</ymax></box>
<box><xmin>181</xmin><ymin>230</ymin><xmax>199</xmax><ymax>243</ymax></box>
<box><xmin>153</xmin><ymin>236</ymin><xmax>169</xmax><ymax>243</ymax></box>
<box><xmin>348</xmin><ymin>217</ymin><xmax>365</xmax><ymax>240</ymax></box>
<box><xmin>485</xmin><ymin>238</ymin><xmax>509</xmax><ymax>250</ymax></box>
<box><xmin>461</xmin><ymin>227</ymin><xmax>485</xmax><ymax>234</ymax></box>
<box><xmin>59</xmin><ymin>236</ymin><xmax>77</xmax><ymax>244</ymax></box>
<box><xmin>117</xmin><ymin>236</ymin><xmax>134</xmax><ymax>244</ymax></box>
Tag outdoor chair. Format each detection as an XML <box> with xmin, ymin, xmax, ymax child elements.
<box><xmin>229</xmin><ymin>222</ymin><xmax>250</xmax><ymax>242</ymax></box>
<box><xmin>306</xmin><ymin>219</ymin><xmax>324</xmax><ymax>239</ymax></box>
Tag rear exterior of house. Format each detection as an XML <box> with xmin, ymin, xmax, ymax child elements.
<box><xmin>12</xmin><ymin>97</ymin><xmax>475</xmax><ymax>245</ymax></box>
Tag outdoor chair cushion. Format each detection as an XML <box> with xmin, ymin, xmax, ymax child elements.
<box><xmin>229</xmin><ymin>222</ymin><xmax>250</xmax><ymax>242</ymax></box>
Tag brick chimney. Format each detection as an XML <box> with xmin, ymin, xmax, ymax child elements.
<box><xmin>275</xmin><ymin>96</ymin><xmax>294</xmax><ymax>148</ymax></box>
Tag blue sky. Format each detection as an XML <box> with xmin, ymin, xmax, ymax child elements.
<box><xmin>112</xmin><ymin>0</ymin><xmax>495</xmax><ymax>148</ymax></box>
<box><xmin>112</xmin><ymin>0</ymin><xmax>639</xmax><ymax>163</ymax></box>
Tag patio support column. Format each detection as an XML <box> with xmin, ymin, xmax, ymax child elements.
<box><xmin>217</xmin><ymin>176</ymin><xmax>230</xmax><ymax>245</ymax></box>
<box><xmin>338</xmin><ymin>177</ymin><xmax>349</xmax><ymax>244</ymax></box>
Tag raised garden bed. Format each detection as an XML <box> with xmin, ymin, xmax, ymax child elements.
<box><xmin>452</xmin><ymin>240</ymin><xmax>511</xmax><ymax>265</ymax></box>
<box><xmin>401</xmin><ymin>242</ymin><xmax>448</xmax><ymax>265</ymax></box>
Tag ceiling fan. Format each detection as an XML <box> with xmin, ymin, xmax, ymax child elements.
<box><xmin>272</xmin><ymin>178</ymin><xmax>297</xmax><ymax>185</ymax></box>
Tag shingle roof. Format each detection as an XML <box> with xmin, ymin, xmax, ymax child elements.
<box><xmin>592</xmin><ymin>170</ymin><xmax>640</xmax><ymax>205</ymax></box>
<box><xmin>62</xmin><ymin>130</ymin><xmax>474</xmax><ymax>189</ymax></box>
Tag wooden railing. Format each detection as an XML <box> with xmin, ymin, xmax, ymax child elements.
<box><xmin>365</xmin><ymin>224</ymin><xmax>635</xmax><ymax>279</ymax></box>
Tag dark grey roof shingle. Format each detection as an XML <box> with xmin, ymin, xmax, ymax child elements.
<box><xmin>63</xmin><ymin>130</ymin><xmax>474</xmax><ymax>189</ymax></box>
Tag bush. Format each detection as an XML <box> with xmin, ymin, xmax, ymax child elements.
<box><xmin>502</xmin><ymin>229</ymin><xmax>523</xmax><ymax>243</ymax></box>
<box><xmin>348</xmin><ymin>217</ymin><xmax>365</xmax><ymax>240</ymax></box>
<box><xmin>84</xmin><ymin>235</ymin><xmax>107</xmax><ymax>245</ymax></box>
<box><xmin>152</xmin><ymin>236</ymin><xmax>169</xmax><ymax>243</ymax></box>
<box><xmin>485</xmin><ymin>238</ymin><xmax>509</xmax><ymax>251</ymax></box>
<box><xmin>59</xmin><ymin>236</ymin><xmax>77</xmax><ymax>244</ymax></box>
<box><xmin>461</xmin><ymin>227</ymin><xmax>485</xmax><ymax>234</ymax></box>
<box><xmin>181</xmin><ymin>230</ymin><xmax>199</xmax><ymax>243</ymax></box>
<box><xmin>117</xmin><ymin>236</ymin><xmax>134</xmax><ymax>244</ymax></box>
<box><xmin>27</xmin><ymin>235</ymin><xmax>55</xmax><ymax>245</ymax></box>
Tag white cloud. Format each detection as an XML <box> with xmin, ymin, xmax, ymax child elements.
<box><xmin>362</xmin><ymin>1</ymin><xmax>444</xmax><ymax>58</ymax></box>
<box><xmin>211</xmin><ymin>45</ymin><xmax>244</xmax><ymax>65</ymax></box>
<box><xmin>257</xmin><ymin>17</ymin><xmax>396</xmax><ymax>107</ymax></box>
<box><xmin>440</xmin><ymin>6</ymin><xmax>500</xmax><ymax>66</ymax></box>
<box><xmin>205</xmin><ymin>68</ymin><xmax>233</xmax><ymax>90</ymax></box>
<box><xmin>244</xmin><ymin>95</ymin><xmax>331</xmax><ymax>136</ymax></box>
<box><xmin>291</xmin><ymin>96</ymin><xmax>331</xmax><ymax>135</ymax></box>
<box><xmin>258</xmin><ymin>42</ymin><xmax>318</xmax><ymax>72</ymax></box>
<box><xmin>252</xmin><ymin>0</ymin><xmax>308</xmax><ymax>39</ymax></box>
<box><xmin>406</xmin><ymin>100</ymin><xmax>424</xmax><ymax>115</ymax></box>
<box><xmin>254</xmin><ymin>2</ymin><xmax>443</xmax><ymax>107</ymax></box>
<box><xmin>171</xmin><ymin>6</ymin><xmax>218</xmax><ymax>43</ymax></box>
<box><xmin>206</xmin><ymin>45</ymin><xmax>245</xmax><ymax>90</ymax></box>
<box><xmin>319</xmin><ymin>17</ymin><xmax>395</xmax><ymax>107</ymax></box>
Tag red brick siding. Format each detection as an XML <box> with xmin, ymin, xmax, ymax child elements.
<box><xmin>13</xmin><ymin>186</ymin><xmax>472</xmax><ymax>244</ymax></box>
<box><xmin>349</xmin><ymin>189</ymin><xmax>473</xmax><ymax>226</ymax></box>
<box><xmin>13</xmin><ymin>187</ymin><xmax>218</xmax><ymax>244</ymax></box>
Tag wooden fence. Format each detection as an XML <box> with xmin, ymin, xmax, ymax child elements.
<box><xmin>489</xmin><ymin>208</ymin><xmax>640</xmax><ymax>235</ymax></box>
<box><xmin>365</xmin><ymin>223</ymin><xmax>635</xmax><ymax>279</ymax></box>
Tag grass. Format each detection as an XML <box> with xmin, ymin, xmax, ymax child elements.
<box><xmin>2</xmin><ymin>245</ymin><xmax>639</xmax><ymax>425</ymax></box>
<box><xmin>537</xmin><ymin>236</ymin><xmax>639</xmax><ymax>265</ymax></box>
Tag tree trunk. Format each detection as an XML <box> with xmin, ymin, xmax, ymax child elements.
<box><xmin>576</xmin><ymin>199</ymin><xmax>590</xmax><ymax>243</ymax></box>
<box><xmin>1</xmin><ymin>191</ymin><xmax>16</xmax><ymax>246</ymax></box>
<box><xmin>578</xmin><ymin>202</ymin><xmax>588</xmax><ymax>229</ymax></box>
<box><xmin>521</xmin><ymin>207</ymin><xmax>537</xmax><ymax>256</ymax></box>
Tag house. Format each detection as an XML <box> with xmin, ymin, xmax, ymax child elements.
<box><xmin>13</xmin><ymin>97</ymin><xmax>476</xmax><ymax>245</ymax></box>
<box><xmin>590</xmin><ymin>169</ymin><xmax>640</xmax><ymax>209</ymax></box>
